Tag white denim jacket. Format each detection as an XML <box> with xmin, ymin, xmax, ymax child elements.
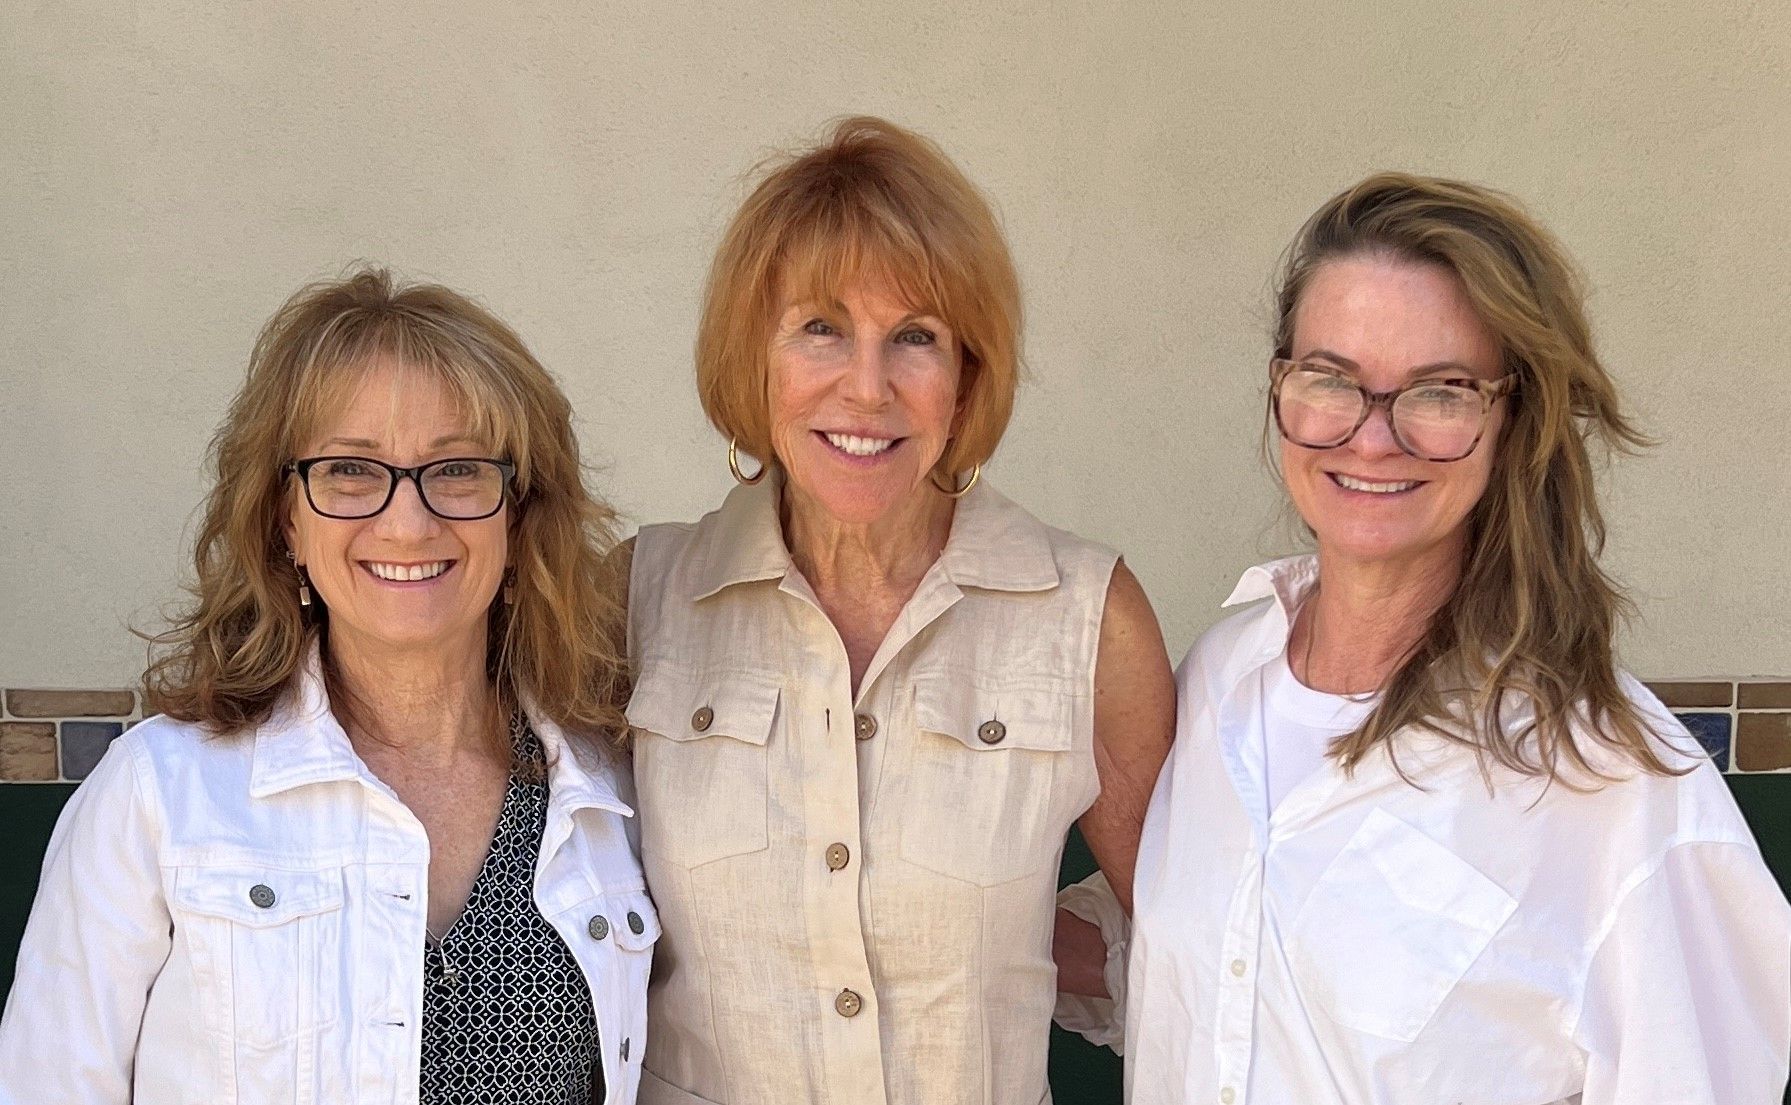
<box><xmin>0</xmin><ymin>653</ymin><xmax>659</xmax><ymax>1105</ymax></box>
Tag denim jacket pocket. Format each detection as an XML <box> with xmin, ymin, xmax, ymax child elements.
<box><xmin>170</xmin><ymin>865</ymin><xmax>347</xmax><ymax>1050</ymax></box>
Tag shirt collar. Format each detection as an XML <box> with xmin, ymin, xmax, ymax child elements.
<box><xmin>249</xmin><ymin>640</ymin><xmax>633</xmax><ymax>818</ymax></box>
<box><xmin>689</xmin><ymin>468</ymin><xmax>1060</xmax><ymax>602</ymax></box>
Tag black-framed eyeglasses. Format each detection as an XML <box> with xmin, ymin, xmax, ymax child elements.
<box><xmin>283</xmin><ymin>456</ymin><xmax>517</xmax><ymax>521</ymax></box>
<box><xmin>1269</xmin><ymin>359</ymin><xmax>1518</xmax><ymax>462</ymax></box>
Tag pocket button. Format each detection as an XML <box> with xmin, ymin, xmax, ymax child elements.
<box><xmin>248</xmin><ymin>884</ymin><xmax>277</xmax><ymax>909</ymax></box>
<box><xmin>626</xmin><ymin>911</ymin><xmax>645</xmax><ymax>935</ymax></box>
<box><xmin>976</xmin><ymin>719</ymin><xmax>1007</xmax><ymax>745</ymax></box>
<box><xmin>691</xmin><ymin>706</ymin><xmax>714</xmax><ymax>732</ymax></box>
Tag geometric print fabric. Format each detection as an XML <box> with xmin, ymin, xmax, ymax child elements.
<box><xmin>420</xmin><ymin>717</ymin><xmax>602</xmax><ymax>1104</ymax></box>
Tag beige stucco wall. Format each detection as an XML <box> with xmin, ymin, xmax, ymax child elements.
<box><xmin>3</xmin><ymin>1</ymin><xmax>1787</xmax><ymax>689</ymax></box>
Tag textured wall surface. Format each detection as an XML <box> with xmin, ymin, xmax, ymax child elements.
<box><xmin>4</xmin><ymin>1</ymin><xmax>1789</xmax><ymax>687</ymax></box>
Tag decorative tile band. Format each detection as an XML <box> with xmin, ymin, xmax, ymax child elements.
<box><xmin>0</xmin><ymin>690</ymin><xmax>139</xmax><ymax>783</ymax></box>
<box><xmin>1</xmin><ymin>681</ymin><xmax>1786</xmax><ymax>782</ymax></box>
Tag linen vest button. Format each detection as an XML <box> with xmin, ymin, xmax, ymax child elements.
<box><xmin>627</xmin><ymin>911</ymin><xmax>645</xmax><ymax>935</ymax></box>
<box><xmin>691</xmin><ymin>706</ymin><xmax>714</xmax><ymax>732</ymax></box>
<box><xmin>834</xmin><ymin>988</ymin><xmax>863</xmax><ymax>1017</ymax></box>
<box><xmin>825</xmin><ymin>843</ymin><xmax>851</xmax><ymax>871</ymax></box>
<box><xmin>977</xmin><ymin>719</ymin><xmax>1007</xmax><ymax>744</ymax></box>
<box><xmin>588</xmin><ymin>915</ymin><xmax>610</xmax><ymax>940</ymax></box>
<box><xmin>853</xmin><ymin>713</ymin><xmax>877</xmax><ymax>740</ymax></box>
<box><xmin>248</xmin><ymin>884</ymin><xmax>276</xmax><ymax>909</ymax></box>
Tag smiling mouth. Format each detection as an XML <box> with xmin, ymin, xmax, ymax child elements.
<box><xmin>361</xmin><ymin>560</ymin><xmax>455</xmax><ymax>582</ymax></box>
<box><xmin>818</xmin><ymin>431</ymin><xmax>902</xmax><ymax>458</ymax></box>
<box><xmin>1328</xmin><ymin>473</ymin><xmax>1424</xmax><ymax>495</ymax></box>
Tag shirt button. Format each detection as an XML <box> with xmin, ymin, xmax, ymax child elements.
<box><xmin>248</xmin><ymin>884</ymin><xmax>277</xmax><ymax>909</ymax></box>
<box><xmin>627</xmin><ymin>911</ymin><xmax>645</xmax><ymax>935</ymax></box>
<box><xmin>1230</xmin><ymin>959</ymin><xmax>1246</xmax><ymax>977</ymax></box>
<box><xmin>834</xmin><ymin>988</ymin><xmax>863</xmax><ymax>1018</ymax></box>
<box><xmin>588</xmin><ymin>915</ymin><xmax>610</xmax><ymax>940</ymax></box>
<box><xmin>977</xmin><ymin>719</ymin><xmax>1007</xmax><ymax>745</ymax></box>
<box><xmin>691</xmin><ymin>706</ymin><xmax>714</xmax><ymax>732</ymax></box>
<box><xmin>825</xmin><ymin>843</ymin><xmax>851</xmax><ymax>871</ymax></box>
<box><xmin>853</xmin><ymin>713</ymin><xmax>877</xmax><ymax>741</ymax></box>
<box><xmin>1220</xmin><ymin>1088</ymin><xmax>1236</xmax><ymax>1104</ymax></box>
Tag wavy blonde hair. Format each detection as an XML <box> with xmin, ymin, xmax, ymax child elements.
<box><xmin>144</xmin><ymin>268</ymin><xmax>630</xmax><ymax>756</ymax></box>
<box><xmin>697</xmin><ymin>115</ymin><xmax>1022</xmax><ymax>481</ymax></box>
<box><xmin>1272</xmin><ymin>173</ymin><xmax>1681</xmax><ymax>782</ymax></box>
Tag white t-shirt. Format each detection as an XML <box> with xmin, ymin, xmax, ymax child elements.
<box><xmin>1259</xmin><ymin>648</ymin><xmax>1378</xmax><ymax>813</ymax></box>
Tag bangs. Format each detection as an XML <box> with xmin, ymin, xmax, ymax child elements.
<box><xmin>771</xmin><ymin>194</ymin><xmax>958</xmax><ymax>331</ymax></box>
<box><xmin>283</xmin><ymin>313</ymin><xmax>531</xmax><ymax>481</ymax></box>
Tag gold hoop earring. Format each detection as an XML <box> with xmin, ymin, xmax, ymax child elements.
<box><xmin>728</xmin><ymin>438</ymin><xmax>766</xmax><ymax>486</ymax></box>
<box><xmin>930</xmin><ymin>463</ymin><xmax>980</xmax><ymax>499</ymax></box>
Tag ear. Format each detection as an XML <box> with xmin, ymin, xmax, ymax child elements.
<box><xmin>281</xmin><ymin>479</ymin><xmax>303</xmax><ymax>565</ymax></box>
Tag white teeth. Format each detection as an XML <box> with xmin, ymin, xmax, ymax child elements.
<box><xmin>1333</xmin><ymin>474</ymin><xmax>1421</xmax><ymax>494</ymax></box>
<box><xmin>823</xmin><ymin>432</ymin><xmax>895</xmax><ymax>457</ymax></box>
<box><xmin>366</xmin><ymin>561</ymin><xmax>449</xmax><ymax>581</ymax></box>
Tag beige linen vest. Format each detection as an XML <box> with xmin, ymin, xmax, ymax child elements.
<box><xmin>627</xmin><ymin>474</ymin><xmax>1116</xmax><ymax>1105</ymax></box>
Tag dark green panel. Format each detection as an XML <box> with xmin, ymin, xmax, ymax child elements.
<box><xmin>0</xmin><ymin>785</ymin><xmax>76</xmax><ymax>998</ymax></box>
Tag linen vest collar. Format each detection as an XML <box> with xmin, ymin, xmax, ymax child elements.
<box><xmin>689</xmin><ymin>468</ymin><xmax>1060</xmax><ymax>602</ymax></box>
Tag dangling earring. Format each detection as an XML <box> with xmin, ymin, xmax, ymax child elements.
<box><xmin>728</xmin><ymin>438</ymin><xmax>766</xmax><ymax>486</ymax></box>
<box><xmin>286</xmin><ymin>550</ymin><xmax>313</xmax><ymax>609</ymax></box>
<box><xmin>930</xmin><ymin>463</ymin><xmax>981</xmax><ymax>499</ymax></box>
<box><xmin>503</xmin><ymin>570</ymin><xmax>517</xmax><ymax>606</ymax></box>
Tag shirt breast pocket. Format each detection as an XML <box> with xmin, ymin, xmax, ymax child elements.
<box><xmin>898</xmin><ymin>673</ymin><xmax>1085</xmax><ymax>887</ymax></box>
<box><xmin>1287</xmin><ymin>808</ymin><xmax>1516</xmax><ymax>1042</ymax></box>
<box><xmin>627</xmin><ymin>664</ymin><xmax>778</xmax><ymax>869</ymax></box>
<box><xmin>170</xmin><ymin>865</ymin><xmax>346</xmax><ymax>1051</ymax></box>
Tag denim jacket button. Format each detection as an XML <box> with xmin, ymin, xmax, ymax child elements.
<box><xmin>588</xmin><ymin>915</ymin><xmax>610</xmax><ymax>940</ymax></box>
<box><xmin>248</xmin><ymin>884</ymin><xmax>277</xmax><ymax>909</ymax></box>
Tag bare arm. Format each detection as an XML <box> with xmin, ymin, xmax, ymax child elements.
<box><xmin>1077</xmin><ymin>559</ymin><xmax>1175</xmax><ymax>915</ymax></box>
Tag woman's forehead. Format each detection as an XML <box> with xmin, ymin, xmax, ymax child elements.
<box><xmin>296</xmin><ymin>358</ymin><xmax>497</xmax><ymax>454</ymax></box>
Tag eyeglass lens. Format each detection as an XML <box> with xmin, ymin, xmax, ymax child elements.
<box><xmin>1277</xmin><ymin>368</ymin><xmax>1487</xmax><ymax>461</ymax></box>
<box><xmin>304</xmin><ymin>459</ymin><xmax>506</xmax><ymax>519</ymax></box>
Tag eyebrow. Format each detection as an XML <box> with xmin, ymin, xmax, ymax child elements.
<box><xmin>1300</xmin><ymin>349</ymin><xmax>1481</xmax><ymax>379</ymax></box>
<box><xmin>320</xmin><ymin>435</ymin><xmax>482</xmax><ymax>451</ymax></box>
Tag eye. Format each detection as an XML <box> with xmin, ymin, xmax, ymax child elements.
<box><xmin>895</xmin><ymin>327</ymin><xmax>936</xmax><ymax>346</ymax></box>
<box><xmin>321</xmin><ymin>458</ymin><xmax>375</xmax><ymax>478</ymax></box>
<box><xmin>802</xmin><ymin>318</ymin><xmax>838</xmax><ymax>337</ymax></box>
<box><xmin>434</xmin><ymin>461</ymin><xmax>481</xmax><ymax>479</ymax></box>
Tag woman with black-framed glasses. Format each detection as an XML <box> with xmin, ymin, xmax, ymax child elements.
<box><xmin>1054</xmin><ymin>174</ymin><xmax>1789</xmax><ymax>1104</ymax></box>
<box><xmin>0</xmin><ymin>268</ymin><xmax>658</xmax><ymax>1105</ymax></box>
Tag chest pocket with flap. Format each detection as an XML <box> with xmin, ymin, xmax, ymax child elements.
<box><xmin>628</xmin><ymin>664</ymin><xmax>779</xmax><ymax>869</ymax></box>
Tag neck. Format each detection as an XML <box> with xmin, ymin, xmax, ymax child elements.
<box><xmin>323</xmin><ymin>624</ymin><xmax>498</xmax><ymax>762</ymax></box>
<box><xmin>781</xmin><ymin>483</ymin><xmax>956</xmax><ymax>599</ymax></box>
<box><xmin>1296</xmin><ymin>537</ymin><xmax>1464</xmax><ymax>695</ymax></box>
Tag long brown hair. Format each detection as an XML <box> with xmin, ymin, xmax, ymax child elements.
<box><xmin>1272</xmin><ymin>173</ymin><xmax>1681</xmax><ymax>782</ymax></box>
<box><xmin>697</xmin><ymin>115</ymin><xmax>1022</xmax><ymax>480</ymax></box>
<box><xmin>144</xmin><ymin>268</ymin><xmax>630</xmax><ymax>755</ymax></box>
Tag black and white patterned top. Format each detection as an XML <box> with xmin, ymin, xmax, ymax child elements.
<box><xmin>420</xmin><ymin>718</ymin><xmax>602</xmax><ymax>1105</ymax></box>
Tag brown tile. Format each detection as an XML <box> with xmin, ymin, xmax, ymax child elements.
<box><xmin>0</xmin><ymin>723</ymin><xmax>58</xmax><ymax>780</ymax></box>
<box><xmin>1735</xmin><ymin>713</ymin><xmax>1791</xmax><ymax>772</ymax></box>
<box><xmin>1739</xmin><ymin>682</ymin><xmax>1791</xmax><ymax>710</ymax></box>
<box><xmin>1643</xmin><ymin>681</ymin><xmax>1733</xmax><ymax>708</ymax></box>
<box><xmin>5</xmin><ymin>689</ymin><xmax>135</xmax><ymax>718</ymax></box>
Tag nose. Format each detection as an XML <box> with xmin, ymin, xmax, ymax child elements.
<box><xmin>1346</xmin><ymin>400</ymin><xmax>1404</xmax><ymax>459</ymax></box>
<box><xmin>841</xmin><ymin>339</ymin><xmax>895</xmax><ymax>408</ymax></box>
<box><xmin>373</xmin><ymin>473</ymin><xmax>440</xmax><ymax>538</ymax></box>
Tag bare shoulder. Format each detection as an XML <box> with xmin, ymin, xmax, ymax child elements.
<box><xmin>1099</xmin><ymin>559</ymin><xmax>1168</xmax><ymax>660</ymax></box>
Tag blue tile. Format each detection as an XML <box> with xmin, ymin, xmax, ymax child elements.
<box><xmin>1675</xmin><ymin>712</ymin><xmax>1731</xmax><ymax>770</ymax></box>
<box><xmin>59</xmin><ymin>721</ymin><xmax>124</xmax><ymax>780</ymax></box>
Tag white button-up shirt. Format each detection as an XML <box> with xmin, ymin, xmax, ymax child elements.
<box><xmin>1064</xmin><ymin>556</ymin><xmax>1790</xmax><ymax>1105</ymax></box>
<box><xmin>0</xmin><ymin>652</ymin><xmax>659</xmax><ymax>1105</ymax></box>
